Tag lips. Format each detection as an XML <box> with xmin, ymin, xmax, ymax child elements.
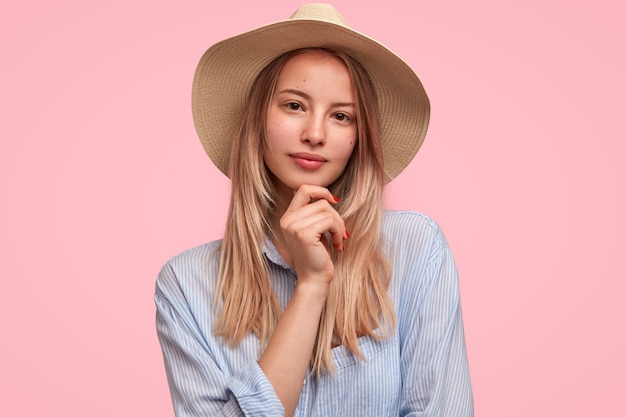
<box><xmin>290</xmin><ymin>152</ymin><xmax>327</xmax><ymax>170</ymax></box>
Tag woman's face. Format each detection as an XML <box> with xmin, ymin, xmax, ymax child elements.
<box><xmin>264</xmin><ymin>50</ymin><xmax>357</xmax><ymax>200</ymax></box>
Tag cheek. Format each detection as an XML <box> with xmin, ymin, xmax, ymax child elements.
<box><xmin>266</xmin><ymin>115</ymin><xmax>295</xmax><ymax>145</ymax></box>
<box><xmin>265</xmin><ymin>122</ymin><xmax>284</xmax><ymax>148</ymax></box>
<box><xmin>265</xmin><ymin>108</ymin><xmax>282</xmax><ymax>137</ymax></box>
<box><xmin>342</xmin><ymin>137</ymin><xmax>357</xmax><ymax>159</ymax></box>
<box><xmin>347</xmin><ymin>142</ymin><xmax>356</xmax><ymax>157</ymax></box>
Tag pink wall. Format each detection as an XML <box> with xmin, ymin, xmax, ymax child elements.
<box><xmin>1</xmin><ymin>1</ymin><xmax>624</xmax><ymax>415</ymax></box>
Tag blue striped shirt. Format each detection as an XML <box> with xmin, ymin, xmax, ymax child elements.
<box><xmin>155</xmin><ymin>210</ymin><xmax>473</xmax><ymax>416</ymax></box>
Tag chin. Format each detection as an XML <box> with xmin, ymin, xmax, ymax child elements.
<box><xmin>292</xmin><ymin>178</ymin><xmax>335</xmax><ymax>190</ymax></box>
<box><xmin>270</xmin><ymin>171</ymin><xmax>340</xmax><ymax>196</ymax></box>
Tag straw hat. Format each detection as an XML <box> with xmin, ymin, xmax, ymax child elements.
<box><xmin>192</xmin><ymin>3</ymin><xmax>430</xmax><ymax>182</ymax></box>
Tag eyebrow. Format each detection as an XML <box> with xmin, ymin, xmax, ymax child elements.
<box><xmin>277</xmin><ymin>88</ymin><xmax>355</xmax><ymax>108</ymax></box>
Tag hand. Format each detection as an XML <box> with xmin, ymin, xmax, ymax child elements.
<box><xmin>279</xmin><ymin>184</ymin><xmax>348</xmax><ymax>286</ymax></box>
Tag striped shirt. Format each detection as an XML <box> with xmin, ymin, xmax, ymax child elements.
<box><xmin>155</xmin><ymin>210</ymin><xmax>473</xmax><ymax>416</ymax></box>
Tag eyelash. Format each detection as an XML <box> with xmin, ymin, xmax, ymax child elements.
<box><xmin>284</xmin><ymin>102</ymin><xmax>352</xmax><ymax>122</ymax></box>
<box><xmin>333</xmin><ymin>113</ymin><xmax>350</xmax><ymax>122</ymax></box>
<box><xmin>286</xmin><ymin>102</ymin><xmax>302</xmax><ymax>111</ymax></box>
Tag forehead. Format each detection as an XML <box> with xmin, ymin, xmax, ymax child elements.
<box><xmin>278</xmin><ymin>49</ymin><xmax>351</xmax><ymax>79</ymax></box>
<box><xmin>275</xmin><ymin>50</ymin><xmax>354</xmax><ymax>91</ymax></box>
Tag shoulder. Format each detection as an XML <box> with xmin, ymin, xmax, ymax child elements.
<box><xmin>383</xmin><ymin>211</ymin><xmax>457</xmax><ymax>314</ymax></box>
<box><xmin>382</xmin><ymin>210</ymin><xmax>449</xmax><ymax>254</ymax></box>
<box><xmin>161</xmin><ymin>240</ymin><xmax>222</xmax><ymax>271</ymax></box>
<box><xmin>382</xmin><ymin>210</ymin><xmax>455</xmax><ymax>294</ymax></box>
<box><xmin>155</xmin><ymin>240</ymin><xmax>222</xmax><ymax>300</ymax></box>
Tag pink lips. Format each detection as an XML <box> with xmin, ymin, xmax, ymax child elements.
<box><xmin>290</xmin><ymin>152</ymin><xmax>326</xmax><ymax>170</ymax></box>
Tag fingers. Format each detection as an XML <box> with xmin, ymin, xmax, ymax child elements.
<box><xmin>287</xmin><ymin>184</ymin><xmax>339</xmax><ymax>212</ymax></box>
<box><xmin>282</xmin><ymin>185</ymin><xmax>348</xmax><ymax>253</ymax></box>
<box><xmin>282</xmin><ymin>202</ymin><xmax>346</xmax><ymax>252</ymax></box>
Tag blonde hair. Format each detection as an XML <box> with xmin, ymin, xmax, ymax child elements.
<box><xmin>214</xmin><ymin>48</ymin><xmax>395</xmax><ymax>374</ymax></box>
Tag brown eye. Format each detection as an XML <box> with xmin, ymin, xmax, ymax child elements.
<box><xmin>334</xmin><ymin>113</ymin><xmax>350</xmax><ymax>122</ymax></box>
<box><xmin>287</xmin><ymin>102</ymin><xmax>301</xmax><ymax>111</ymax></box>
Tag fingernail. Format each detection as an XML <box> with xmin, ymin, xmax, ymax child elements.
<box><xmin>346</xmin><ymin>230</ymin><xmax>351</xmax><ymax>238</ymax></box>
<box><xmin>333</xmin><ymin>195</ymin><xmax>340</xmax><ymax>203</ymax></box>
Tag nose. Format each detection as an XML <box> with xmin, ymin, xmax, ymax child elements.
<box><xmin>302</xmin><ymin>114</ymin><xmax>325</xmax><ymax>146</ymax></box>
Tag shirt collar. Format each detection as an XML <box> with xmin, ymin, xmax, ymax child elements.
<box><xmin>262</xmin><ymin>236</ymin><xmax>293</xmax><ymax>271</ymax></box>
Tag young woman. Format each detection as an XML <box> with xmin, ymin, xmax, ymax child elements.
<box><xmin>155</xmin><ymin>4</ymin><xmax>473</xmax><ymax>416</ymax></box>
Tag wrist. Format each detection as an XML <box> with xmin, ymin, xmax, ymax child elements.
<box><xmin>292</xmin><ymin>278</ymin><xmax>330</xmax><ymax>306</ymax></box>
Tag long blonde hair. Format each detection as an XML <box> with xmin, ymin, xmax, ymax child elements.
<box><xmin>214</xmin><ymin>48</ymin><xmax>395</xmax><ymax>374</ymax></box>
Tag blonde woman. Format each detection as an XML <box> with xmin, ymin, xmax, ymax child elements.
<box><xmin>155</xmin><ymin>4</ymin><xmax>473</xmax><ymax>416</ymax></box>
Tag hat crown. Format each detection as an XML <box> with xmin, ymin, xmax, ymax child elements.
<box><xmin>289</xmin><ymin>3</ymin><xmax>349</xmax><ymax>27</ymax></box>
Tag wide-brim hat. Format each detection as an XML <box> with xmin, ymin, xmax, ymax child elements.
<box><xmin>192</xmin><ymin>3</ymin><xmax>430</xmax><ymax>182</ymax></box>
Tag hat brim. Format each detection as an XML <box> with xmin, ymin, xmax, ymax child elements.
<box><xmin>192</xmin><ymin>18</ymin><xmax>430</xmax><ymax>182</ymax></box>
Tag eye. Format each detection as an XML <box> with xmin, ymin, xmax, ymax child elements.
<box><xmin>333</xmin><ymin>112</ymin><xmax>351</xmax><ymax>122</ymax></box>
<box><xmin>286</xmin><ymin>102</ymin><xmax>302</xmax><ymax>111</ymax></box>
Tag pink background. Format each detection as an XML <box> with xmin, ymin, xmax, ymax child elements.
<box><xmin>1</xmin><ymin>0</ymin><xmax>624</xmax><ymax>415</ymax></box>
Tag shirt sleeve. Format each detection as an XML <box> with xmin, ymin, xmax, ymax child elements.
<box><xmin>155</xmin><ymin>261</ymin><xmax>284</xmax><ymax>417</ymax></box>
<box><xmin>398</xmin><ymin>230</ymin><xmax>474</xmax><ymax>416</ymax></box>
